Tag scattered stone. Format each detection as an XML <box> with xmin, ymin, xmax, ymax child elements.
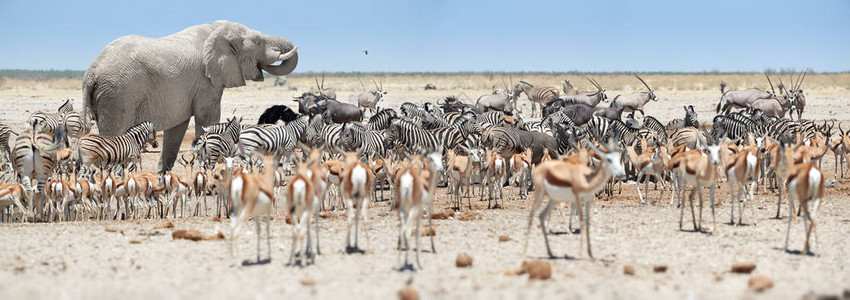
<box><xmin>456</xmin><ymin>253</ymin><xmax>473</xmax><ymax>268</ymax></box>
<box><xmin>378</xmin><ymin>212</ymin><xmax>389</xmax><ymax>217</ymax></box>
<box><xmin>624</xmin><ymin>265</ymin><xmax>636</xmax><ymax>276</ymax></box>
<box><xmin>211</xmin><ymin>216</ymin><xmax>221</xmax><ymax>222</ymax></box>
<box><xmin>318</xmin><ymin>212</ymin><xmax>334</xmax><ymax>219</ymax></box>
<box><xmin>420</xmin><ymin>225</ymin><xmax>436</xmax><ymax>237</ymax></box>
<box><xmin>825</xmin><ymin>179</ymin><xmax>838</xmax><ymax>188</ymax></box>
<box><xmin>457</xmin><ymin>211</ymin><xmax>482</xmax><ymax>221</ymax></box>
<box><xmin>172</xmin><ymin>230</ymin><xmax>225</xmax><ymax>241</ymax></box>
<box><xmin>731</xmin><ymin>262</ymin><xmax>757</xmax><ymax>274</ymax></box>
<box><xmin>748</xmin><ymin>275</ymin><xmax>773</xmax><ymax>291</ymax></box>
<box><xmin>105</xmin><ymin>227</ymin><xmax>118</xmax><ymax>233</ymax></box>
<box><xmin>498</xmin><ymin>235</ymin><xmax>511</xmax><ymax>242</ymax></box>
<box><xmin>153</xmin><ymin>221</ymin><xmax>174</xmax><ymax>229</ymax></box>
<box><xmin>129</xmin><ymin>239</ymin><xmax>141</xmax><ymax>244</ymax></box>
<box><xmin>300</xmin><ymin>278</ymin><xmax>316</xmax><ymax>286</ymax></box>
<box><xmin>653</xmin><ymin>265</ymin><xmax>668</xmax><ymax>273</ymax></box>
<box><xmin>398</xmin><ymin>287</ymin><xmax>419</xmax><ymax>300</ymax></box>
<box><xmin>430</xmin><ymin>210</ymin><xmax>455</xmax><ymax>220</ymax></box>
<box><xmin>285</xmin><ymin>215</ymin><xmax>294</xmax><ymax>224</ymax></box>
<box><xmin>520</xmin><ymin>260</ymin><xmax>551</xmax><ymax>280</ymax></box>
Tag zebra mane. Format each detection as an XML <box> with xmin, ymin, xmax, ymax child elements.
<box><xmin>125</xmin><ymin>121</ymin><xmax>154</xmax><ymax>134</ymax></box>
<box><xmin>58</xmin><ymin>99</ymin><xmax>73</xmax><ymax>114</ymax></box>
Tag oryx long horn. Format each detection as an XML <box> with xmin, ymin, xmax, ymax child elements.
<box><xmin>765</xmin><ymin>72</ymin><xmax>776</xmax><ymax>94</ymax></box>
<box><xmin>777</xmin><ymin>75</ymin><xmax>786</xmax><ymax>93</ymax></box>
<box><xmin>315</xmin><ymin>76</ymin><xmax>321</xmax><ymax>90</ymax></box>
<box><xmin>633</xmin><ymin>73</ymin><xmax>652</xmax><ymax>91</ymax></box>
<box><xmin>794</xmin><ymin>70</ymin><xmax>809</xmax><ymax>90</ymax></box>
<box><xmin>321</xmin><ymin>71</ymin><xmax>326</xmax><ymax>89</ymax></box>
<box><xmin>372</xmin><ymin>79</ymin><xmax>380</xmax><ymax>91</ymax></box>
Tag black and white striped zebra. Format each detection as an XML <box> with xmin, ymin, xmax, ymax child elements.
<box><xmin>441</xmin><ymin>109</ymin><xmax>478</xmax><ymax>126</ymax></box>
<box><xmin>14</xmin><ymin>127</ymin><xmax>66</xmax><ymax>185</ymax></box>
<box><xmin>365</xmin><ymin>108</ymin><xmax>398</xmax><ymax>131</ymax></box>
<box><xmin>430</xmin><ymin>117</ymin><xmax>481</xmax><ymax>154</ymax></box>
<box><xmin>317</xmin><ymin>123</ymin><xmax>347</xmax><ymax>158</ymax></box>
<box><xmin>74</xmin><ymin>121</ymin><xmax>157</xmax><ymax>173</ymax></box>
<box><xmin>341</xmin><ymin>122</ymin><xmax>387</xmax><ymax>158</ymax></box>
<box><xmin>62</xmin><ymin>111</ymin><xmax>90</xmax><ymax>145</ymax></box>
<box><xmin>643</xmin><ymin>116</ymin><xmax>667</xmax><ymax>142</ymax></box>
<box><xmin>481</xmin><ymin>126</ymin><xmax>524</xmax><ymax>158</ymax></box>
<box><xmin>386</xmin><ymin>118</ymin><xmax>442</xmax><ymax>158</ymax></box>
<box><xmin>400</xmin><ymin>102</ymin><xmax>419</xmax><ymax>118</ymax></box>
<box><xmin>765</xmin><ymin>118</ymin><xmax>799</xmax><ymax>142</ymax></box>
<box><xmin>238</xmin><ymin>115</ymin><xmax>309</xmax><ymax>159</ymax></box>
<box><xmin>479</xmin><ymin>111</ymin><xmax>513</xmax><ymax>127</ymax></box>
<box><xmin>0</xmin><ymin>123</ymin><xmax>16</xmax><ymax>163</ymax></box>
<box><xmin>194</xmin><ymin>117</ymin><xmax>241</xmax><ymax>168</ymax></box>
<box><xmin>582</xmin><ymin>115</ymin><xmax>611</xmax><ymax>143</ymax></box>
<box><xmin>608</xmin><ymin>119</ymin><xmax>654</xmax><ymax>150</ymax></box>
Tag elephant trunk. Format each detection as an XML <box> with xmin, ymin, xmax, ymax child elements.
<box><xmin>262</xmin><ymin>38</ymin><xmax>299</xmax><ymax>76</ymax></box>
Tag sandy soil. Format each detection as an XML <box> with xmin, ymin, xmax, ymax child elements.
<box><xmin>1</xmin><ymin>78</ymin><xmax>849</xmax><ymax>299</ymax></box>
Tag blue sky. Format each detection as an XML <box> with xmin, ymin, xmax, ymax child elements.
<box><xmin>1</xmin><ymin>0</ymin><xmax>848</xmax><ymax>72</ymax></box>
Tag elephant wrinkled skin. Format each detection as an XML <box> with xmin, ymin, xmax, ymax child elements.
<box><xmin>83</xmin><ymin>20</ymin><xmax>298</xmax><ymax>172</ymax></box>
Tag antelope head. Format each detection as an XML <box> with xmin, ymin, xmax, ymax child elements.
<box><xmin>588</xmin><ymin>77</ymin><xmax>608</xmax><ymax>102</ymax></box>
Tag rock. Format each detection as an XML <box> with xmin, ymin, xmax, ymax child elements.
<box><xmin>129</xmin><ymin>239</ymin><xmax>141</xmax><ymax>244</ymax></box>
<box><xmin>521</xmin><ymin>260</ymin><xmax>551</xmax><ymax>280</ymax></box>
<box><xmin>653</xmin><ymin>265</ymin><xmax>668</xmax><ymax>273</ymax></box>
<box><xmin>173</xmin><ymin>230</ymin><xmax>204</xmax><ymax>241</ymax></box>
<box><xmin>457</xmin><ymin>211</ymin><xmax>482</xmax><ymax>221</ymax></box>
<box><xmin>825</xmin><ymin>179</ymin><xmax>838</xmax><ymax>188</ymax></box>
<box><xmin>211</xmin><ymin>217</ymin><xmax>221</xmax><ymax>222</ymax></box>
<box><xmin>430</xmin><ymin>210</ymin><xmax>455</xmax><ymax>220</ymax></box>
<box><xmin>172</xmin><ymin>230</ymin><xmax>225</xmax><ymax>241</ymax></box>
<box><xmin>499</xmin><ymin>235</ymin><xmax>511</xmax><ymax>242</ymax></box>
<box><xmin>731</xmin><ymin>262</ymin><xmax>757</xmax><ymax>274</ymax></box>
<box><xmin>153</xmin><ymin>221</ymin><xmax>174</xmax><ymax>229</ymax></box>
<box><xmin>398</xmin><ymin>287</ymin><xmax>419</xmax><ymax>300</ymax></box>
<box><xmin>456</xmin><ymin>253</ymin><xmax>473</xmax><ymax>268</ymax></box>
<box><xmin>420</xmin><ymin>225</ymin><xmax>436</xmax><ymax>237</ymax></box>
<box><xmin>748</xmin><ymin>275</ymin><xmax>773</xmax><ymax>291</ymax></box>
<box><xmin>105</xmin><ymin>227</ymin><xmax>118</xmax><ymax>233</ymax></box>
<box><xmin>624</xmin><ymin>265</ymin><xmax>635</xmax><ymax>276</ymax></box>
<box><xmin>300</xmin><ymin>278</ymin><xmax>316</xmax><ymax>286</ymax></box>
<box><xmin>285</xmin><ymin>215</ymin><xmax>294</xmax><ymax>224</ymax></box>
<box><xmin>378</xmin><ymin>212</ymin><xmax>389</xmax><ymax>217</ymax></box>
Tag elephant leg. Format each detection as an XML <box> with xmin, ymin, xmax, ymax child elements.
<box><xmin>159</xmin><ymin>120</ymin><xmax>190</xmax><ymax>173</ymax></box>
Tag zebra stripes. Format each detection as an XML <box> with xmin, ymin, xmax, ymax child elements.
<box><xmin>195</xmin><ymin>117</ymin><xmax>241</xmax><ymax>168</ymax></box>
<box><xmin>341</xmin><ymin>122</ymin><xmax>387</xmax><ymax>158</ymax></box>
<box><xmin>430</xmin><ymin>118</ymin><xmax>481</xmax><ymax>154</ymax></box>
<box><xmin>14</xmin><ymin>128</ymin><xmax>66</xmax><ymax>184</ymax></box>
<box><xmin>75</xmin><ymin>121</ymin><xmax>157</xmax><ymax>171</ymax></box>
<box><xmin>386</xmin><ymin>118</ymin><xmax>442</xmax><ymax>158</ymax></box>
<box><xmin>0</xmin><ymin>123</ymin><xmax>15</xmax><ymax>163</ymax></box>
<box><xmin>481</xmin><ymin>126</ymin><xmax>524</xmax><ymax>158</ymax></box>
<box><xmin>365</xmin><ymin>108</ymin><xmax>398</xmax><ymax>131</ymax></box>
<box><xmin>238</xmin><ymin>115</ymin><xmax>308</xmax><ymax>158</ymax></box>
<box><xmin>515</xmin><ymin>81</ymin><xmax>559</xmax><ymax>117</ymax></box>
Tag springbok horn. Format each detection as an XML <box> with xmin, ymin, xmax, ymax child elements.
<box><xmin>277</xmin><ymin>46</ymin><xmax>298</xmax><ymax>61</ymax></box>
<box><xmin>839</xmin><ymin>122</ymin><xmax>845</xmax><ymax>136</ymax></box>
<box><xmin>765</xmin><ymin>73</ymin><xmax>776</xmax><ymax>95</ymax></box>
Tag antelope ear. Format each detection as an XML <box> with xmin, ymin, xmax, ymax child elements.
<box><xmin>203</xmin><ymin>23</ymin><xmax>247</xmax><ymax>88</ymax></box>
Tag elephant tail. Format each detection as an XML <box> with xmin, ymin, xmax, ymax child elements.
<box><xmin>82</xmin><ymin>75</ymin><xmax>98</xmax><ymax>124</ymax></box>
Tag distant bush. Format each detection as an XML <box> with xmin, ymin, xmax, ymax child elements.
<box><xmin>0</xmin><ymin>69</ymin><xmax>85</xmax><ymax>81</ymax></box>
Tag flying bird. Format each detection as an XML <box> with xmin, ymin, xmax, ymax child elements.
<box><xmin>362</xmin><ymin>50</ymin><xmax>368</xmax><ymax>55</ymax></box>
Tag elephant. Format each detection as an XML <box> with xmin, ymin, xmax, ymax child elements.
<box><xmin>82</xmin><ymin>20</ymin><xmax>298</xmax><ymax>172</ymax></box>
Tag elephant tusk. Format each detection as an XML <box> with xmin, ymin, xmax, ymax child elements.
<box><xmin>278</xmin><ymin>46</ymin><xmax>298</xmax><ymax>61</ymax></box>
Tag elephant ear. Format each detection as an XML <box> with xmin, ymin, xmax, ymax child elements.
<box><xmin>203</xmin><ymin>23</ymin><xmax>247</xmax><ymax>88</ymax></box>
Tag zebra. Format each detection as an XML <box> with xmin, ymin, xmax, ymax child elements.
<box><xmin>400</xmin><ymin>102</ymin><xmax>419</xmax><ymax>118</ymax></box>
<box><xmin>365</xmin><ymin>108</ymin><xmax>398</xmax><ymax>131</ymax></box>
<box><xmin>765</xmin><ymin>118</ymin><xmax>799</xmax><ymax>142</ymax></box>
<box><xmin>669</xmin><ymin>127</ymin><xmax>706</xmax><ymax>149</ymax></box>
<box><xmin>385</xmin><ymin>118</ymin><xmax>442</xmax><ymax>158</ymax></box>
<box><xmin>317</xmin><ymin>123</ymin><xmax>347</xmax><ymax>158</ymax></box>
<box><xmin>710</xmin><ymin>115</ymin><xmax>750</xmax><ymax>141</ymax></box>
<box><xmin>520</xmin><ymin>120</ymin><xmax>553</xmax><ymax>136</ymax></box>
<box><xmin>341</xmin><ymin>122</ymin><xmax>387</xmax><ymax>159</ymax></box>
<box><xmin>664</xmin><ymin>105</ymin><xmax>700</xmax><ymax>137</ymax></box>
<box><xmin>238</xmin><ymin>115</ymin><xmax>309</xmax><ymax>163</ymax></box>
<box><xmin>581</xmin><ymin>115</ymin><xmax>611</xmax><ymax>143</ymax></box>
<box><xmin>643</xmin><ymin>116</ymin><xmax>667</xmax><ymax>143</ymax></box>
<box><xmin>194</xmin><ymin>117</ymin><xmax>241</xmax><ymax>169</ymax></box>
<box><xmin>480</xmin><ymin>111</ymin><xmax>513</xmax><ymax>127</ymax></box>
<box><xmin>796</xmin><ymin>119</ymin><xmax>820</xmax><ymax>140</ymax></box>
<box><xmin>0</xmin><ymin>123</ymin><xmax>16</xmax><ymax>163</ymax></box>
<box><xmin>62</xmin><ymin>110</ymin><xmax>91</xmax><ymax>146</ymax></box>
<box><xmin>481</xmin><ymin>126</ymin><xmax>525</xmax><ymax>159</ymax></box>
<box><xmin>608</xmin><ymin>119</ymin><xmax>655</xmax><ymax>150</ymax></box>
<box><xmin>514</xmin><ymin>81</ymin><xmax>559</xmax><ymax>118</ymax></box>
<box><xmin>430</xmin><ymin>118</ymin><xmax>482</xmax><ymax>154</ymax></box>
<box><xmin>75</xmin><ymin>121</ymin><xmax>158</xmax><ymax>175</ymax></box>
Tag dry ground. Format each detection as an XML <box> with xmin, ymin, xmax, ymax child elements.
<box><xmin>1</xmin><ymin>75</ymin><xmax>849</xmax><ymax>299</ymax></box>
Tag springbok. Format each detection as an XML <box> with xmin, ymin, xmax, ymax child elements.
<box><xmin>771</xmin><ymin>138</ymin><xmax>823</xmax><ymax>254</ymax></box>
<box><xmin>725</xmin><ymin>143</ymin><xmax>760</xmax><ymax>226</ymax></box>
<box><xmin>341</xmin><ymin>152</ymin><xmax>375</xmax><ymax>253</ymax></box>
<box><xmin>485</xmin><ymin>150</ymin><xmax>506</xmax><ymax>209</ymax></box>
<box><xmin>670</xmin><ymin>135</ymin><xmax>725</xmax><ymax>233</ymax></box>
<box><xmin>227</xmin><ymin>155</ymin><xmax>276</xmax><ymax>264</ymax></box>
<box><xmin>285</xmin><ymin>164</ymin><xmax>318</xmax><ymax>266</ymax></box>
<box><xmin>0</xmin><ymin>177</ymin><xmax>36</xmax><ymax>222</ymax></box>
<box><xmin>829</xmin><ymin>123</ymin><xmax>850</xmax><ymax>178</ymax></box>
<box><xmin>448</xmin><ymin>150</ymin><xmax>474</xmax><ymax>210</ymax></box>
<box><xmin>522</xmin><ymin>141</ymin><xmax>625</xmax><ymax>259</ymax></box>
<box><xmin>393</xmin><ymin>152</ymin><xmax>443</xmax><ymax>270</ymax></box>
<box><xmin>508</xmin><ymin>149</ymin><xmax>532</xmax><ymax>201</ymax></box>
